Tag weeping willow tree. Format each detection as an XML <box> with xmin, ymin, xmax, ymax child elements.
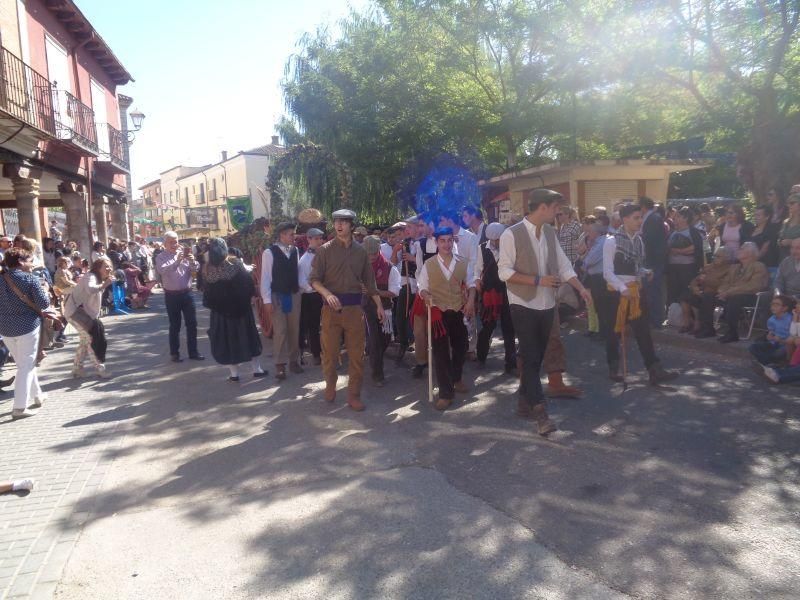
<box><xmin>266</xmin><ymin>142</ymin><xmax>354</xmax><ymax>220</ymax></box>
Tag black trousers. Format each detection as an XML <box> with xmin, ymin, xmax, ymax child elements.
<box><xmin>431</xmin><ymin>310</ymin><xmax>468</xmax><ymax>399</ymax></box>
<box><xmin>394</xmin><ymin>284</ymin><xmax>415</xmax><ymax>350</ymax></box>
<box><xmin>164</xmin><ymin>290</ymin><xmax>198</xmax><ymax>357</ymax></box>
<box><xmin>364</xmin><ymin>302</ymin><xmax>390</xmax><ymax>380</ymax></box>
<box><xmin>299</xmin><ymin>292</ymin><xmax>323</xmax><ymax>358</ymax></box>
<box><xmin>602</xmin><ymin>290</ymin><xmax>658</xmax><ymax>370</ymax></box>
<box><xmin>476</xmin><ymin>296</ymin><xmax>516</xmax><ymax>368</ymax></box>
<box><xmin>698</xmin><ymin>292</ymin><xmax>755</xmax><ymax>337</ymax></box>
<box><xmin>509</xmin><ymin>305</ymin><xmax>553</xmax><ymax>408</ymax></box>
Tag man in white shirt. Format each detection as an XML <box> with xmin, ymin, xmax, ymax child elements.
<box><xmin>498</xmin><ymin>189</ymin><xmax>591</xmax><ymax>436</ymax></box>
<box><xmin>390</xmin><ymin>219</ymin><xmax>419</xmax><ymax>365</ymax></box>
<box><xmin>260</xmin><ymin>222</ymin><xmax>303</xmax><ymax>380</ymax></box>
<box><xmin>298</xmin><ymin>228</ymin><xmax>325</xmax><ymax>365</ymax></box>
<box><xmin>462</xmin><ymin>205</ymin><xmax>487</xmax><ymax>244</ymax></box>
<box><xmin>418</xmin><ymin>227</ymin><xmax>476</xmax><ymax>410</ymax></box>
<box><xmin>363</xmin><ymin>236</ymin><xmax>401</xmax><ymax>386</ymax></box>
<box><xmin>602</xmin><ymin>203</ymin><xmax>678</xmax><ymax>385</ymax></box>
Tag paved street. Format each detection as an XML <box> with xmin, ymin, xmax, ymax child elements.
<box><xmin>1</xmin><ymin>290</ymin><xmax>799</xmax><ymax>599</ymax></box>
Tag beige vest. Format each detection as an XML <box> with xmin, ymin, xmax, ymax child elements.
<box><xmin>505</xmin><ymin>221</ymin><xmax>559</xmax><ymax>302</ymax></box>
<box><xmin>427</xmin><ymin>256</ymin><xmax>467</xmax><ymax>311</ymax></box>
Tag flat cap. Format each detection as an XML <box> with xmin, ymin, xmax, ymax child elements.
<box><xmin>363</xmin><ymin>235</ymin><xmax>381</xmax><ymax>254</ymax></box>
<box><xmin>391</xmin><ymin>221</ymin><xmax>407</xmax><ymax>230</ymax></box>
<box><xmin>332</xmin><ymin>209</ymin><xmax>357</xmax><ymax>221</ymax></box>
<box><xmin>306</xmin><ymin>227</ymin><xmax>324</xmax><ymax>238</ymax></box>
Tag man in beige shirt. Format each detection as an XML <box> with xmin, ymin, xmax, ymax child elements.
<box><xmin>310</xmin><ymin>209</ymin><xmax>385</xmax><ymax>411</ymax></box>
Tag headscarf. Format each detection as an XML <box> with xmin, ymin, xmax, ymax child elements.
<box><xmin>208</xmin><ymin>237</ymin><xmax>228</xmax><ymax>266</ymax></box>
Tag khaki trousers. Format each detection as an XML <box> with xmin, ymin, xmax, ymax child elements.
<box><xmin>321</xmin><ymin>305</ymin><xmax>365</xmax><ymax>396</ymax></box>
<box><xmin>271</xmin><ymin>292</ymin><xmax>301</xmax><ymax>366</ymax></box>
<box><xmin>542</xmin><ymin>307</ymin><xmax>566</xmax><ymax>374</ymax></box>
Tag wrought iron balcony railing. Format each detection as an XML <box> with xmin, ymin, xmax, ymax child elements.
<box><xmin>0</xmin><ymin>47</ymin><xmax>58</xmax><ymax>136</ymax></box>
<box><xmin>96</xmin><ymin>122</ymin><xmax>129</xmax><ymax>170</ymax></box>
<box><xmin>57</xmin><ymin>90</ymin><xmax>98</xmax><ymax>154</ymax></box>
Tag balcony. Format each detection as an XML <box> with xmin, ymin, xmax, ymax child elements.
<box><xmin>54</xmin><ymin>90</ymin><xmax>98</xmax><ymax>155</ymax></box>
<box><xmin>96</xmin><ymin>122</ymin><xmax>129</xmax><ymax>172</ymax></box>
<box><xmin>0</xmin><ymin>47</ymin><xmax>58</xmax><ymax>137</ymax></box>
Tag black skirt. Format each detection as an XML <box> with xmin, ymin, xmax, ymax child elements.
<box><xmin>207</xmin><ymin>308</ymin><xmax>262</xmax><ymax>365</ymax></box>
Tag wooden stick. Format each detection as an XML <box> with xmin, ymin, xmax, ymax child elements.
<box><xmin>427</xmin><ymin>301</ymin><xmax>433</xmax><ymax>405</ymax></box>
<box><xmin>621</xmin><ymin>310</ymin><xmax>628</xmax><ymax>392</ymax></box>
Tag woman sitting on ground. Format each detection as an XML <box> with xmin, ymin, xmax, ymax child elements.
<box><xmin>695</xmin><ymin>242</ymin><xmax>770</xmax><ymax>343</ymax></box>
<box><xmin>681</xmin><ymin>246</ymin><xmax>733</xmax><ymax>335</ymax></box>
<box><xmin>120</xmin><ymin>261</ymin><xmax>154</xmax><ymax>309</ymax></box>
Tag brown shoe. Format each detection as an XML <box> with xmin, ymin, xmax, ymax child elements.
<box><xmin>545</xmin><ymin>384</ymin><xmax>582</xmax><ymax>399</ymax></box>
<box><xmin>453</xmin><ymin>381</ymin><xmax>468</xmax><ymax>394</ymax></box>
<box><xmin>435</xmin><ymin>397</ymin><xmax>453</xmax><ymax>411</ymax></box>
<box><xmin>347</xmin><ymin>394</ymin><xmax>365</xmax><ymax>412</ymax></box>
<box><xmin>275</xmin><ymin>365</ymin><xmax>287</xmax><ymax>380</ymax></box>
<box><xmin>324</xmin><ymin>382</ymin><xmax>337</xmax><ymax>402</ymax></box>
<box><xmin>532</xmin><ymin>404</ymin><xmax>557</xmax><ymax>436</ymax></box>
<box><xmin>289</xmin><ymin>362</ymin><xmax>304</xmax><ymax>374</ymax></box>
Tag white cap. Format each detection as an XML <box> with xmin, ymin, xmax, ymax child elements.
<box><xmin>485</xmin><ymin>222</ymin><xmax>506</xmax><ymax>241</ymax></box>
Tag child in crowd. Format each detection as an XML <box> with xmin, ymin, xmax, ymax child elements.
<box><xmin>788</xmin><ymin>303</ymin><xmax>800</xmax><ymax>367</ymax></box>
<box><xmin>749</xmin><ymin>295</ymin><xmax>795</xmax><ymax>366</ymax></box>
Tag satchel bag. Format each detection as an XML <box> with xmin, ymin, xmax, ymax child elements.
<box><xmin>64</xmin><ymin>292</ymin><xmax>95</xmax><ymax>332</ymax></box>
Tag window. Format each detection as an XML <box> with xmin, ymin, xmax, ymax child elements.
<box><xmin>199</xmin><ymin>183</ymin><xmax>205</xmax><ymax>203</ymax></box>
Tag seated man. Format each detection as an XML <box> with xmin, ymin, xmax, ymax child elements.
<box><xmin>696</xmin><ymin>242</ymin><xmax>770</xmax><ymax>343</ymax></box>
<box><xmin>684</xmin><ymin>246</ymin><xmax>733</xmax><ymax>337</ymax></box>
<box><xmin>774</xmin><ymin>238</ymin><xmax>800</xmax><ymax>298</ymax></box>
<box><xmin>749</xmin><ymin>295</ymin><xmax>795</xmax><ymax>365</ymax></box>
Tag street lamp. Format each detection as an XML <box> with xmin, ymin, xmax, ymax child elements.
<box><xmin>126</xmin><ymin>108</ymin><xmax>145</xmax><ymax>143</ymax></box>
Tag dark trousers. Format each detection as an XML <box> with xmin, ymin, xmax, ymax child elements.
<box><xmin>299</xmin><ymin>292</ymin><xmax>323</xmax><ymax>358</ymax></box>
<box><xmin>510</xmin><ymin>305</ymin><xmax>553</xmax><ymax>408</ymax></box>
<box><xmin>476</xmin><ymin>296</ymin><xmax>516</xmax><ymax>368</ymax></box>
<box><xmin>698</xmin><ymin>292</ymin><xmax>755</xmax><ymax>338</ymax></box>
<box><xmin>749</xmin><ymin>341</ymin><xmax>786</xmax><ymax>365</ymax></box>
<box><xmin>164</xmin><ymin>291</ymin><xmax>198</xmax><ymax>357</ymax></box>
<box><xmin>588</xmin><ymin>273</ymin><xmax>611</xmax><ymax>340</ymax></box>
<box><xmin>364</xmin><ymin>302</ymin><xmax>390</xmax><ymax>380</ymax></box>
<box><xmin>645</xmin><ymin>265</ymin><xmax>665</xmax><ymax>328</ymax></box>
<box><xmin>431</xmin><ymin>310</ymin><xmax>468</xmax><ymax>399</ymax></box>
<box><xmin>394</xmin><ymin>285</ymin><xmax>415</xmax><ymax>350</ymax></box>
<box><xmin>602</xmin><ymin>290</ymin><xmax>659</xmax><ymax>370</ymax></box>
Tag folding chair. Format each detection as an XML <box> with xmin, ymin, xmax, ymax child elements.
<box><xmin>741</xmin><ymin>291</ymin><xmax>772</xmax><ymax>340</ymax></box>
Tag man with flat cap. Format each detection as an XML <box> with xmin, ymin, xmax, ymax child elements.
<box><xmin>310</xmin><ymin>209</ymin><xmax>385</xmax><ymax>411</ymax></box>
<box><xmin>298</xmin><ymin>227</ymin><xmax>325</xmax><ymax>365</ymax></box>
<box><xmin>499</xmin><ymin>188</ymin><xmax>592</xmax><ymax>436</ymax></box>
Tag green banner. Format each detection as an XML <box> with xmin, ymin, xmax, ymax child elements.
<box><xmin>226</xmin><ymin>195</ymin><xmax>253</xmax><ymax>231</ymax></box>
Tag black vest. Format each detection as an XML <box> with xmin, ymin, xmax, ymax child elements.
<box><xmin>402</xmin><ymin>238</ymin><xmax>417</xmax><ymax>279</ymax></box>
<box><xmin>612</xmin><ymin>233</ymin><xmax>643</xmax><ymax>277</ymax></box>
<box><xmin>270</xmin><ymin>245</ymin><xmax>299</xmax><ymax>294</ymax></box>
<box><xmin>419</xmin><ymin>237</ymin><xmax>437</xmax><ymax>263</ymax></box>
<box><xmin>480</xmin><ymin>243</ymin><xmax>504</xmax><ymax>292</ymax></box>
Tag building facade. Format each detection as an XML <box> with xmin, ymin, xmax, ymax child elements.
<box><xmin>141</xmin><ymin>137</ymin><xmax>284</xmax><ymax>239</ymax></box>
<box><xmin>0</xmin><ymin>0</ymin><xmax>132</xmax><ymax>256</ymax></box>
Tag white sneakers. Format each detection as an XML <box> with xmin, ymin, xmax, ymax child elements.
<box><xmin>11</xmin><ymin>408</ymin><xmax>36</xmax><ymax>420</ymax></box>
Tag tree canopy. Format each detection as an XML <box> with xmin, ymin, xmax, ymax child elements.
<box><xmin>279</xmin><ymin>0</ymin><xmax>800</xmax><ymax>219</ymax></box>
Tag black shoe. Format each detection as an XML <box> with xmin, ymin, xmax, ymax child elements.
<box><xmin>718</xmin><ymin>334</ymin><xmax>739</xmax><ymax>344</ymax></box>
<box><xmin>253</xmin><ymin>371</ymin><xmax>269</xmax><ymax>378</ymax></box>
<box><xmin>412</xmin><ymin>364</ymin><xmax>426</xmax><ymax>379</ymax></box>
<box><xmin>504</xmin><ymin>364</ymin><xmax>516</xmax><ymax>375</ymax></box>
<box><xmin>694</xmin><ymin>330</ymin><xmax>715</xmax><ymax>339</ymax></box>
<box><xmin>189</xmin><ymin>354</ymin><xmax>206</xmax><ymax>361</ymax></box>
<box><xmin>0</xmin><ymin>375</ymin><xmax>14</xmax><ymax>389</ymax></box>
<box><xmin>228</xmin><ymin>376</ymin><xmax>240</xmax><ymax>382</ymax></box>
<box><xmin>171</xmin><ymin>354</ymin><xmax>183</xmax><ymax>363</ymax></box>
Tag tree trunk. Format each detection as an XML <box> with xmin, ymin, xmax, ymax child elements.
<box><xmin>505</xmin><ymin>134</ymin><xmax>517</xmax><ymax>170</ymax></box>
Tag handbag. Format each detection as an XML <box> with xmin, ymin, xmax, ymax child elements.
<box><xmin>65</xmin><ymin>293</ymin><xmax>95</xmax><ymax>332</ymax></box>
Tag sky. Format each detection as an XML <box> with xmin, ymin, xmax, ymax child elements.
<box><xmin>77</xmin><ymin>0</ymin><xmax>371</xmax><ymax>193</ymax></box>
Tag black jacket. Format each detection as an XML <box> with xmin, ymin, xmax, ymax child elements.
<box><xmin>641</xmin><ymin>211</ymin><xmax>668</xmax><ymax>269</ymax></box>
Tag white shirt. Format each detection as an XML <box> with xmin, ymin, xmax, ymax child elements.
<box><xmin>498</xmin><ymin>219</ymin><xmax>577</xmax><ymax>310</ymax></box>
<box><xmin>380</xmin><ymin>243</ymin><xmax>393</xmax><ymax>262</ymax></box>
<box><xmin>298</xmin><ymin>250</ymin><xmax>317</xmax><ymax>293</ymax></box>
<box><xmin>455</xmin><ymin>227</ymin><xmax>478</xmax><ymax>270</ymax></box>
<box><xmin>416</xmin><ymin>254</ymin><xmax>475</xmax><ymax>297</ymax></box>
<box><xmin>260</xmin><ymin>244</ymin><xmax>298</xmax><ymax>304</ymax></box>
<box><xmin>386</xmin><ymin>265</ymin><xmax>402</xmax><ymax>297</ymax></box>
<box><xmin>603</xmin><ymin>233</ymin><xmax>642</xmax><ymax>293</ymax></box>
